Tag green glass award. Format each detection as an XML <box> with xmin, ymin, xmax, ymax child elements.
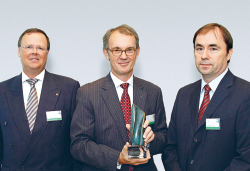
<box><xmin>128</xmin><ymin>104</ymin><xmax>147</xmax><ymax>159</ymax></box>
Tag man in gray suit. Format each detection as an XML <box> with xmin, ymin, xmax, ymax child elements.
<box><xmin>71</xmin><ymin>24</ymin><xmax>167</xmax><ymax>171</ymax></box>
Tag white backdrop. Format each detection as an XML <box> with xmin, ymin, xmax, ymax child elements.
<box><xmin>1</xmin><ymin>1</ymin><xmax>250</xmax><ymax>170</ymax></box>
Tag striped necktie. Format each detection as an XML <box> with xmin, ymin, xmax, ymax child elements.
<box><xmin>198</xmin><ymin>84</ymin><xmax>211</xmax><ymax>124</ymax></box>
<box><xmin>26</xmin><ymin>78</ymin><xmax>39</xmax><ymax>133</ymax></box>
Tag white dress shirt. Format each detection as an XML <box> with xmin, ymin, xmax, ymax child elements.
<box><xmin>199</xmin><ymin>68</ymin><xmax>228</xmax><ymax>109</ymax></box>
<box><xmin>110</xmin><ymin>72</ymin><xmax>133</xmax><ymax>169</ymax></box>
<box><xmin>22</xmin><ymin>70</ymin><xmax>45</xmax><ymax>109</ymax></box>
<box><xmin>110</xmin><ymin>72</ymin><xmax>133</xmax><ymax>105</ymax></box>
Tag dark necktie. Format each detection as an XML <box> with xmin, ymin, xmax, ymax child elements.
<box><xmin>26</xmin><ymin>78</ymin><xmax>39</xmax><ymax>133</ymax></box>
<box><xmin>120</xmin><ymin>83</ymin><xmax>133</xmax><ymax>171</ymax></box>
<box><xmin>198</xmin><ymin>84</ymin><xmax>211</xmax><ymax>123</ymax></box>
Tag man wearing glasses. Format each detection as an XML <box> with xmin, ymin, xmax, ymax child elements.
<box><xmin>0</xmin><ymin>28</ymin><xmax>80</xmax><ymax>170</ymax></box>
<box><xmin>71</xmin><ymin>24</ymin><xmax>167</xmax><ymax>171</ymax></box>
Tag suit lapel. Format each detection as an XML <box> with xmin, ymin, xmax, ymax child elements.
<box><xmin>6</xmin><ymin>74</ymin><xmax>31</xmax><ymax>143</ymax></box>
<box><xmin>100</xmin><ymin>74</ymin><xmax>128</xmax><ymax>144</ymax></box>
<box><xmin>22</xmin><ymin>71</ymin><xmax>60</xmax><ymax>162</ymax></box>
<box><xmin>190</xmin><ymin>80</ymin><xmax>201</xmax><ymax>132</ymax></box>
<box><xmin>197</xmin><ymin>70</ymin><xmax>233</xmax><ymax>130</ymax></box>
<box><xmin>133</xmin><ymin>77</ymin><xmax>147</xmax><ymax>113</ymax></box>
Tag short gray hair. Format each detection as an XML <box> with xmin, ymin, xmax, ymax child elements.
<box><xmin>103</xmin><ymin>24</ymin><xmax>139</xmax><ymax>50</ymax></box>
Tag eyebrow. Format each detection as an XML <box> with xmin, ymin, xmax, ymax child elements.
<box><xmin>110</xmin><ymin>46</ymin><xmax>135</xmax><ymax>49</ymax></box>
<box><xmin>195</xmin><ymin>43</ymin><xmax>219</xmax><ymax>47</ymax></box>
<box><xmin>208</xmin><ymin>44</ymin><xmax>218</xmax><ymax>47</ymax></box>
<box><xmin>195</xmin><ymin>43</ymin><xmax>203</xmax><ymax>47</ymax></box>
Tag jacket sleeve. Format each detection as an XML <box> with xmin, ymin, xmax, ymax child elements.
<box><xmin>148</xmin><ymin>88</ymin><xmax>168</xmax><ymax>156</ymax></box>
<box><xmin>70</xmin><ymin>88</ymin><xmax>120</xmax><ymax>171</ymax></box>
<box><xmin>162</xmin><ymin>90</ymin><xmax>182</xmax><ymax>171</ymax></box>
<box><xmin>224</xmin><ymin>91</ymin><xmax>250</xmax><ymax>171</ymax></box>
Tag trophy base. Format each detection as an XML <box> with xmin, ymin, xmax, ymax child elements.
<box><xmin>128</xmin><ymin>145</ymin><xmax>147</xmax><ymax>159</ymax></box>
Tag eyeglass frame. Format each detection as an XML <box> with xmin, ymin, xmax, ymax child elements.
<box><xmin>107</xmin><ymin>48</ymin><xmax>137</xmax><ymax>56</ymax></box>
<box><xmin>20</xmin><ymin>45</ymin><xmax>48</xmax><ymax>52</ymax></box>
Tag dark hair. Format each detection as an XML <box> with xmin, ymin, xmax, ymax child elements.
<box><xmin>193</xmin><ymin>23</ymin><xmax>233</xmax><ymax>53</ymax></box>
<box><xmin>18</xmin><ymin>28</ymin><xmax>50</xmax><ymax>51</ymax></box>
<box><xmin>193</xmin><ymin>23</ymin><xmax>233</xmax><ymax>63</ymax></box>
<box><xmin>103</xmin><ymin>24</ymin><xmax>139</xmax><ymax>50</ymax></box>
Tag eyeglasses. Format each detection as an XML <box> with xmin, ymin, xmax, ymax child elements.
<box><xmin>20</xmin><ymin>45</ymin><xmax>47</xmax><ymax>52</ymax></box>
<box><xmin>108</xmin><ymin>48</ymin><xmax>136</xmax><ymax>56</ymax></box>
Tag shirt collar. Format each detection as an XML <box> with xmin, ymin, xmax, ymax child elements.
<box><xmin>110</xmin><ymin>72</ymin><xmax>133</xmax><ymax>88</ymax></box>
<box><xmin>201</xmin><ymin>68</ymin><xmax>228</xmax><ymax>92</ymax></box>
<box><xmin>22</xmin><ymin>69</ymin><xmax>45</xmax><ymax>83</ymax></box>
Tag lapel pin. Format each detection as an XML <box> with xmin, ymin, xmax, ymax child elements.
<box><xmin>56</xmin><ymin>93</ymin><xmax>59</xmax><ymax>96</ymax></box>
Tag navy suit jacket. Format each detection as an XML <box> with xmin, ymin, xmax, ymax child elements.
<box><xmin>162</xmin><ymin>70</ymin><xmax>250</xmax><ymax>171</ymax></box>
<box><xmin>0</xmin><ymin>71</ymin><xmax>80</xmax><ymax>171</ymax></box>
<box><xmin>70</xmin><ymin>74</ymin><xmax>167</xmax><ymax>171</ymax></box>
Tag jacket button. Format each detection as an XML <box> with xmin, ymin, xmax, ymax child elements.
<box><xmin>42</xmin><ymin>166</ymin><xmax>46</xmax><ymax>170</ymax></box>
<box><xmin>10</xmin><ymin>144</ymin><xmax>13</xmax><ymax>149</ymax></box>
<box><xmin>4</xmin><ymin>121</ymin><xmax>7</xmax><ymax>126</ymax></box>
<box><xmin>52</xmin><ymin>145</ymin><xmax>56</xmax><ymax>149</ymax></box>
<box><xmin>21</xmin><ymin>166</ymin><xmax>24</xmax><ymax>170</ymax></box>
<box><xmin>190</xmin><ymin>160</ymin><xmax>195</xmax><ymax>165</ymax></box>
<box><xmin>194</xmin><ymin>138</ymin><xmax>198</xmax><ymax>142</ymax></box>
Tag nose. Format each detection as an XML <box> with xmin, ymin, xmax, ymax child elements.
<box><xmin>31</xmin><ymin>47</ymin><xmax>38</xmax><ymax>54</ymax></box>
<box><xmin>120</xmin><ymin>50</ymin><xmax>127</xmax><ymax>59</ymax></box>
<box><xmin>201</xmin><ymin>49</ymin><xmax>209</xmax><ymax>60</ymax></box>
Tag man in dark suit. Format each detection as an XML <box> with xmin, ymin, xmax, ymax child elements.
<box><xmin>162</xmin><ymin>23</ymin><xmax>250</xmax><ymax>171</ymax></box>
<box><xmin>0</xmin><ymin>28</ymin><xmax>80</xmax><ymax>170</ymax></box>
<box><xmin>70</xmin><ymin>24</ymin><xmax>167</xmax><ymax>171</ymax></box>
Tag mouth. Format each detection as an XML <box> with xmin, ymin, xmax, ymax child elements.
<box><xmin>29</xmin><ymin>57</ymin><xmax>39</xmax><ymax>61</ymax></box>
<box><xmin>200</xmin><ymin>63</ymin><xmax>211</xmax><ymax>66</ymax></box>
<box><xmin>118</xmin><ymin>62</ymin><xmax>129</xmax><ymax>66</ymax></box>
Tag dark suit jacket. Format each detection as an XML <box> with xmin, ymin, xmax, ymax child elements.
<box><xmin>70</xmin><ymin>74</ymin><xmax>167</xmax><ymax>171</ymax></box>
<box><xmin>0</xmin><ymin>71</ymin><xmax>80</xmax><ymax>171</ymax></box>
<box><xmin>162</xmin><ymin>70</ymin><xmax>250</xmax><ymax>171</ymax></box>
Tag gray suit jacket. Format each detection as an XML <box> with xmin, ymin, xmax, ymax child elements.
<box><xmin>0</xmin><ymin>71</ymin><xmax>80</xmax><ymax>171</ymax></box>
<box><xmin>71</xmin><ymin>74</ymin><xmax>167</xmax><ymax>171</ymax></box>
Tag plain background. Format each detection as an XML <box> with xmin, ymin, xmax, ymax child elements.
<box><xmin>1</xmin><ymin>1</ymin><xmax>250</xmax><ymax>170</ymax></box>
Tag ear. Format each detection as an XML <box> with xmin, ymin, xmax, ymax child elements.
<box><xmin>227</xmin><ymin>48</ymin><xmax>233</xmax><ymax>62</ymax></box>
<box><xmin>135</xmin><ymin>47</ymin><xmax>140</xmax><ymax>60</ymax></box>
<box><xmin>18</xmin><ymin>47</ymin><xmax>21</xmax><ymax>57</ymax></box>
<box><xmin>103</xmin><ymin>48</ymin><xmax>110</xmax><ymax>60</ymax></box>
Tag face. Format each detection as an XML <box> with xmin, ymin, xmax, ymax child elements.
<box><xmin>18</xmin><ymin>32</ymin><xmax>49</xmax><ymax>78</ymax></box>
<box><xmin>194</xmin><ymin>28</ymin><xmax>233</xmax><ymax>83</ymax></box>
<box><xmin>103</xmin><ymin>30</ymin><xmax>140</xmax><ymax>82</ymax></box>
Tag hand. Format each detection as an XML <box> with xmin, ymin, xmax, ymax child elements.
<box><xmin>118</xmin><ymin>142</ymin><xmax>151</xmax><ymax>165</ymax></box>
<box><xmin>143</xmin><ymin>120</ymin><xmax>155</xmax><ymax>145</ymax></box>
<box><xmin>126</xmin><ymin>120</ymin><xmax>155</xmax><ymax>146</ymax></box>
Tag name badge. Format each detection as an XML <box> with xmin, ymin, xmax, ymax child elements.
<box><xmin>146</xmin><ymin>114</ymin><xmax>155</xmax><ymax>125</ymax></box>
<box><xmin>206</xmin><ymin>118</ymin><xmax>220</xmax><ymax>130</ymax></box>
<box><xmin>46</xmin><ymin>111</ymin><xmax>62</xmax><ymax>121</ymax></box>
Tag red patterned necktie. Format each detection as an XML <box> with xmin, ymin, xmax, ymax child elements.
<box><xmin>198</xmin><ymin>84</ymin><xmax>211</xmax><ymax>124</ymax></box>
<box><xmin>26</xmin><ymin>78</ymin><xmax>39</xmax><ymax>133</ymax></box>
<box><xmin>120</xmin><ymin>83</ymin><xmax>131</xmax><ymax>142</ymax></box>
<box><xmin>120</xmin><ymin>83</ymin><xmax>133</xmax><ymax>171</ymax></box>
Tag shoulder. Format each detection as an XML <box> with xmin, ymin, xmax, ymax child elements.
<box><xmin>134</xmin><ymin>76</ymin><xmax>161</xmax><ymax>92</ymax></box>
<box><xmin>79</xmin><ymin>76</ymin><xmax>106</xmax><ymax>92</ymax></box>
<box><xmin>233</xmin><ymin>75</ymin><xmax>250</xmax><ymax>89</ymax></box>
<box><xmin>46</xmin><ymin>72</ymin><xmax>79</xmax><ymax>87</ymax></box>
<box><xmin>177</xmin><ymin>79</ymin><xmax>201</xmax><ymax>96</ymax></box>
<box><xmin>0</xmin><ymin>75</ymin><xmax>20</xmax><ymax>92</ymax></box>
<box><xmin>230</xmin><ymin>76</ymin><xmax>250</xmax><ymax>99</ymax></box>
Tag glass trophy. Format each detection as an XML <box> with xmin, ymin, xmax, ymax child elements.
<box><xmin>128</xmin><ymin>104</ymin><xmax>147</xmax><ymax>159</ymax></box>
